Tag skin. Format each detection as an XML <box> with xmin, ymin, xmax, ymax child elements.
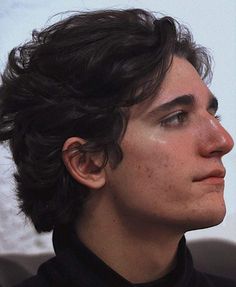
<box><xmin>64</xmin><ymin>56</ymin><xmax>234</xmax><ymax>283</ymax></box>
<box><xmin>102</xmin><ymin>56</ymin><xmax>233</xmax><ymax>232</ymax></box>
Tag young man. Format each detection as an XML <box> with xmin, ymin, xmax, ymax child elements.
<box><xmin>0</xmin><ymin>8</ymin><xmax>235</xmax><ymax>287</ymax></box>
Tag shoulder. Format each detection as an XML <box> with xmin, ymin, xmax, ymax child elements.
<box><xmin>12</xmin><ymin>255</ymin><xmax>56</xmax><ymax>287</ymax></box>
<box><xmin>195</xmin><ymin>270</ymin><xmax>236</xmax><ymax>287</ymax></box>
<box><xmin>13</xmin><ymin>275</ymin><xmax>49</xmax><ymax>287</ymax></box>
<box><xmin>12</xmin><ymin>250</ymin><xmax>81</xmax><ymax>287</ymax></box>
<box><xmin>12</xmin><ymin>254</ymin><xmax>61</xmax><ymax>287</ymax></box>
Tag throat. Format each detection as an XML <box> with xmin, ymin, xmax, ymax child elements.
<box><xmin>76</xmin><ymin>218</ymin><xmax>181</xmax><ymax>284</ymax></box>
<box><xmin>75</xmin><ymin>189</ymin><xmax>183</xmax><ymax>284</ymax></box>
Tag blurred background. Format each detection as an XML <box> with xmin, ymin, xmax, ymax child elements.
<box><xmin>0</xmin><ymin>0</ymin><xmax>236</xmax><ymax>254</ymax></box>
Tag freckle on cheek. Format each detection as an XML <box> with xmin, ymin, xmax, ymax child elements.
<box><xmin>145</xmin><ymin>167</ymin><xmax>154</xmax><ymax>179</ymax></box>
<box><xmin>167</xmin><ymin>184</ymin><xmax>173</xmax><ymax>191</ymax></box>
<box><xmin>157</xmin><ymin>155</ymin><xmax>171</xmax><ymax>169</ymax></box>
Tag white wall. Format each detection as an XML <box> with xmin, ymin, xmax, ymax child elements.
<box><xmin>0</xmin><ymin>0</ymin><xmax>235</xmax><ymax>253</ymax></box>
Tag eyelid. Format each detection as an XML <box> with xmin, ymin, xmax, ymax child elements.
<box><xmin>208</xmin><ymin>106</ymin><xmax>218</xmax><ymax>115</ymax></box>
<box><xmin>160</xmin><ymin>110</ymin><xmax>188</xmax><ymax>127</ymax></box>
<box><xmin>159</xmin><ymin>109</ymin><xmax>186</xmax><ymax>122</ymax></box>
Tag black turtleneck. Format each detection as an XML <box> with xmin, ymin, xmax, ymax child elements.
<box><xmin>14</xmin><ymin>225</ymin><xmax>236</xmax><ymax>287</ymax></box>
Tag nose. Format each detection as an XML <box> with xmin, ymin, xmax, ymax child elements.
<box><xmin>198</xmin><ymin>116</ymin><xmax>234</xmax><ymax>158</ymax></box>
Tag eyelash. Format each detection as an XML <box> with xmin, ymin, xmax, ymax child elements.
<box><xmin>215</xmin><ymin>114</ymin><xmax>221</xmax><ymax>121</ymax></box>
<box><xmin>160</xmin><ymin>111</ymin><xmax>221</xmax><ymax>128</ymax></box>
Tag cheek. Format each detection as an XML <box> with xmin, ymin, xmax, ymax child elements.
<box><xmin>105</xmin><ymin>133</ymin><xmax>196</xmax><ymax>223</ymax></box>
<box><xmin>119</xmin><ymin>139</ymin><xmax>177</xmax><ymax>194</ymax></box>
<box><xmin>111</xmin><ymin>126</ymin><xmax>194</xmax><ymax>199</ymax></box>
<box><xmin>122</xmin><ymin>133</ymin><xmax>181</xmax><ymax>178</ymax></box>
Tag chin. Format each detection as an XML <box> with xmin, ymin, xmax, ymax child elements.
<box><xmin>198</xmin><ymin>214</ymin><xmax>225</xmax><ymax>230</ymax></box>
<box><xmin>189</xmin><ymin>191</ymin><xmax>227</xmax><ymax>230</ymax></box>
<box><xmin>185</xmin><ymin>207</ymin><xmax>226</xmax><ymax>232</ymax></box>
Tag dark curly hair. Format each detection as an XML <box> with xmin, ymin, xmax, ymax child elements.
<box><xmin>0</xmin><ymin>8</ymin><xmax>212</xmax><ymax>232</ymax></box>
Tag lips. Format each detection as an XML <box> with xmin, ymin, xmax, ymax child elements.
<box><xmin>193</xmin><ymin>169</ymin><xmax>226</xmax><ymax>182</ymax></box>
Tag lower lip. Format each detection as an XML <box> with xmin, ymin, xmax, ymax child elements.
<box><xmin>197</xmin><ymin>177</ymin><xmax>225</xmax><ymax>184</ymax></box>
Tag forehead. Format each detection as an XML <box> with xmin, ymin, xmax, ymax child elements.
<box><xmin>129</xmin><ymin>56</ymin><xmax>211</xmax><ymax>118</ymax></box>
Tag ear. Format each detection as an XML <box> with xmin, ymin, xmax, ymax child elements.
<box><xmin>62</xmin><ymin>137</ymin><xmax>106</xmax><ymax>189</ymax></box>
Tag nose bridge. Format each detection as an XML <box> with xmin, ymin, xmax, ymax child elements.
<box><xmin>199</xmin><ymin>114</ymin><xmax>234</xmax><ymax>156</ymax></box>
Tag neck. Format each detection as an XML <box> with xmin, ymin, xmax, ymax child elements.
<box><xmin>76</xmin><ymin>192</ymin><xmax>183</xmax><ymax>284</ymax></box>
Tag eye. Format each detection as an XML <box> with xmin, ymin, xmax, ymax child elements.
<box><xmin>160</xmin><ymin>111</ymin><xmax>188</xmax><ymax>128</ymax></box>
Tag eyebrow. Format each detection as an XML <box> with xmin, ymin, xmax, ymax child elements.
<box><xmin>145</xmin><ymin>93</ymin><xmax>218</xmax><ymax>119</ymax></box>
<box><xmin>146</xmin><ymin>94</ymin><xmax>195</xmax><ymax>120</ymax></box>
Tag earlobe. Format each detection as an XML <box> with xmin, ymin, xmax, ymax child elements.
<box><xmin>62</xmin><ymin>137</ymin><xmax>106</xmax><ymax>189</ymax></box>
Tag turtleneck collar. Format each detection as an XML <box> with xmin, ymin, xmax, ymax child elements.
<box><xmin>51</xmin><ymin>224</ymin><xmax>194</xmax><ymax>287</ymax></box>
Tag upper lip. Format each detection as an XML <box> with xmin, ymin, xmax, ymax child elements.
<box><xmin>193</xmin><ymin>169</ymin><xmax>226</xmax><ymax>182</ymax></box>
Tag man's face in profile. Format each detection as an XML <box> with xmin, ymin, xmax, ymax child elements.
<box><xmin>103</xmin><ymin>56</ymin><xmax>234</xmax><ymax>233</ymax></box>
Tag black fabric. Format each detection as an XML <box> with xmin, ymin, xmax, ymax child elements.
<box><xmin>14</xmin><ymin>225</ymin><xmax>236</xmax><ymax>287</ymax></box>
